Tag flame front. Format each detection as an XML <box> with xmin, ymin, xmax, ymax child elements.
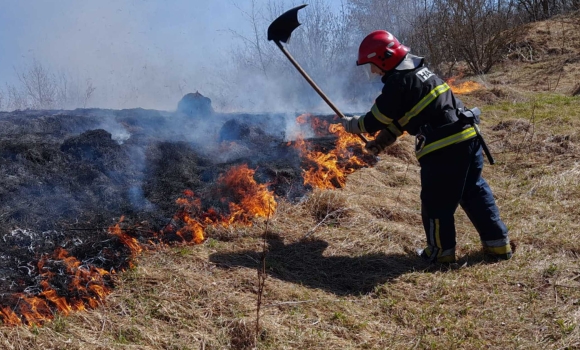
<box><xmin>0</xmin><ymin>114</ymin><xmax>376</xmax><ymax>327</ymax></box>
<box><xmin>0</xmin><ymin>164</ymin><xmax>278</xmax><ymax>326</ymax></box>
<box><xmin>296</xmin><ymin>113</ymin><xmax>331</xmax><ymax>137</ymax></box>
<box><xmin>161</xmin><ymin>164</ymin><xmax>277</xmax><ymax>244</ymax></box>
<box><xmin>220</xmin><ymin>164</ymin><xmax>277</xmax><ymax>224</ymax></box>
<box><xmin>172</xmin><ymin>191</ymin><xmax>206</xmax><ymax>244</ymax></box>
<box><xmin>447</xmin><ymin>77</ymin><xmax>483</xmax><ymax>94</ymax></box>
<box><xmin>293</xmin><ymin>115</ymin><xmax>375</xmax><ymax>189</ymax></box>
<box><xmin>110</xmin><ymin>215</ymin><xmax>143</xmax><ymax>256</ymax></box>
<box><xmin>1</xmin><ymin>247</ymin><xmax>113</xmax><ymax>326</ymax></box>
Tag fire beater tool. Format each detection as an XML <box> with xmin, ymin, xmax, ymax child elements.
<box><xmin>267</xmin><ymin>4</ymin><xmax>369</xmax><ymax>145</ymax></box>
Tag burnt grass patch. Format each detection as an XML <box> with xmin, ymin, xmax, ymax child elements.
<box><xmin>0</xmin><ymin>109</ymin><xmax>373</xmax><ymax>324</ymax></box>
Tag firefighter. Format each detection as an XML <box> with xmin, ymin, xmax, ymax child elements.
<box><xmin>342</xmin><ymin>30</ymin><xmax>512</xmax><ymax>263</ymax></box>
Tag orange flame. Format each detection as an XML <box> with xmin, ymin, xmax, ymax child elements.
<box><xmin>38</xmin><ymin>248</ymin><xmax>111</xmax><ymax>314</ymax></box>
<box><xmin>39</xmin><ymin>283</ymin><xmax>74</xmax><ymax>316</ymax></box>
<box><xmin>1</xmin><ymin>307</ymin><xmax>23</xmax><ymax>326</ymax></box>
<box><xmin>447</xmin><ymin>77</ymin><xmax>483</xmax><ymax>94</ymax></box>
<box><xmin>292</xmin><ymin>115</ymin><xmax>373</xmax><ymax>189</ymax></box>
<box><xmin>0</xmin><ymin>247</ymin><xmax>114</xmax><ymax>326</ymax></box>
<box><xmin>2</xmin><ymin>114</ymin><xmax>374</xmax><ymax>326</ymax></box>
<box><xmin>16</xmin><ymin>296</ymin><xmax>52</xmax><ymax>326</ymax></box>
<box><xmin>173</xmin><ymin>192</ymin><xmax>205</xmax><ymax>244</ymax></box>
<box><xmin>109</xmin><ymin>216</ymin><xmax>143</xmax><ymax>256</ymax></box>
<box><xmin>296</xmin><ymin>113</ymin><xmax>309</xmax><ymax>124</ymax></box>
<box><xmin>3</xmin><ymin>164</ymin><xmax>277</xmax><ymax>326</ymax></box>
<box><xmin>158</xmin><ymin>165</ymin><xmax>276</xmax><ymax>245</ymax></box>
<box><xmin>219</xmin><ymin>164</ymin><xmax>277</xmax><ymax>224</ymax></box>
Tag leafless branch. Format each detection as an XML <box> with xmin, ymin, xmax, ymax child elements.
<box><xmin>302</xmin><ymin>207</ymin><xmax>349</xmax><ymax>239</ymax></box>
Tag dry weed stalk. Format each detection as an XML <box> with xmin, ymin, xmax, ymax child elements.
<box><xmin>511</xmin><ymin>99</ymin><xmax>537</xmax><ymax>166</ymax></box>
<box><xmin>302</xmin><ymin>207</ymin><xmax>349</xmax><ymax>239</ymax></box>
<box><xmin>255</xmin><ymin>203</ymin><xmax>270</xmax><ymax>344</ymax></box>
<box><xmin>301</xmin><ymin>189</ymin><xmax>350</xmax><ymax>239</ymax></box>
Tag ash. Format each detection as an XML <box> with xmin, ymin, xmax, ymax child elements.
<box><xmin>0</xmin><ymin>107</ymin><xmax>374</xmax><ymax>317</ymax></box>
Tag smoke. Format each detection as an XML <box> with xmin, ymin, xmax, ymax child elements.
<box><xmin>1</xmin><ymin>1</ymin><xmax>239</xmax><ymax>110</ymax></box>
<box><xmin>0</xmin><ymin>0</ymin><xmax>379</xmax><ymax>115</ymax></box>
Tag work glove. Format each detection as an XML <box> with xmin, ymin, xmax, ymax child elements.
<box><xmin>341</xmin><ymin>115</ymin><xmax>365</xmax><ymax>134</ymax></box>
<box><xmin>365</xmin><ymin>129</ymin><xmax>397</xmax><ymax>155</ymax></box>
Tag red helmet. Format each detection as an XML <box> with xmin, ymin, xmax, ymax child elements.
<box><xmin>357</xmin><ymin>30</ymin><xmax>410</xmax><ymax>71</ymax></box>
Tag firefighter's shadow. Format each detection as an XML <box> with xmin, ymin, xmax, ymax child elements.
<box><xmin>209</xmin><ymin>235</ymin><xmax>428</xmax><ymax>296</ymax></box>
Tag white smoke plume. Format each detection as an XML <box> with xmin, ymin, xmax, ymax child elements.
<box><xmin>0</xmin><ymin>0</ymin><xmax>380</xmax><ymax>115</ymax></box>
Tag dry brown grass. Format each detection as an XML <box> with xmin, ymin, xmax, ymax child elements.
<box><xmin>302</xmin><ymin>189</ymin><xmax>351</xmax><ymax>224</ymax></box>
<box><xmin>1</xmin><ymin>95</ymin><xmax>580</xmax><ymax>349</ymax></box>
<box><xmin>2</xmin><ymin>16</ymin><xmax>580</xmax><ymax>350</ymax></box>
<box><xmin>486</xmin><ymin>14</ymin><xmax>580</xmax><ymax>96</ymax></box>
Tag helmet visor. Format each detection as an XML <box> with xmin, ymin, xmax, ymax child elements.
<box><xmin>362</xmin><ymin>63</ymin><xmax>383</xmax><ymax>80</ymax></box>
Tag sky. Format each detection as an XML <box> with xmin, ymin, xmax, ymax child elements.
<box><xmin>0</xmin><ymin>0</ymin><xmax>347</xmax><ymax>111</ymax></box>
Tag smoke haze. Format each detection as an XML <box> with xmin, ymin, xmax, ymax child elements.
<box><xmin>0</xmin><ymin>0</ymin><xmax>376</xmax><ymax>113</ymax></box>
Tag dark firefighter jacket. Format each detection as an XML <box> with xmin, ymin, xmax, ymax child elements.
<box><xmin>359</xmin><ymin>54</ymin><xmax>477</xmax><ymax>160</ymax></box>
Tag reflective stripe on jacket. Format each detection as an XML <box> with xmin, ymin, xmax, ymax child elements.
<box><xmin>416</xmin><ymin>127</ymin><xmax>477</xmax><ymax>160</ymax></box>
<box><xmin>361</xmin><ymin>54</ymin><xmax>474</xmax><ymax>159</ymax></box>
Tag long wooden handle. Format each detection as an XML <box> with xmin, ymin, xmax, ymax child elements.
<box><xmin>275</xmin><ymin>41</ymin><xmax>369</xmax><ymax>144</ymax></box>
<box><xmin>474</xmin><ymin>124</ymin><xmax>495</xmax><ymax>165</ymax></box>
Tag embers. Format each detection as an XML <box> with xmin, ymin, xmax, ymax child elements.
<box><xmin>0</xmin><ymin>111</ymin><xmax>377</xmax><ymax>326</ymax></box>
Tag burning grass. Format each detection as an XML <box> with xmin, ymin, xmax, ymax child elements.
<box><xmin>0</xmin><ymin>110</ymin><xmax>378</xmax><ymax>327</ymax></box>
<box><xmin>291</xmin><ymin>114</ymin><xmax>377</xmax><ymax>190</ymax></box>
<box><xmin>2</xmin><ymin>92</ymin><xmax>575</xmax><ymax>349</ymax></box>
<box><xmin>1</xmin><ymin>84</ymin><xmax>580</xmax><ymax>347</ymax></box>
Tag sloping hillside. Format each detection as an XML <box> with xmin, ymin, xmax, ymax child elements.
<box><xmin>1</xmin><ymin>14</ymin><xmax>580</xmax><ymax>349</ymax></box>
<box><xmin>487</xmin><ymin>13</ymin><xmax>580</xmax><ymax>95</ymax></box>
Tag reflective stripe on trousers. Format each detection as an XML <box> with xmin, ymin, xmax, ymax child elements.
<box><xmin>419</xmin><ymin>138</ymin><xmax>509</xmax><ymax>256</ymax></box>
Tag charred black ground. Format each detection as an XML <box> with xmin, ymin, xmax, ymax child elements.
<box><xmin>0</xmin><ymin>107</ymin><xmax>374</xmax><ymax>323</ymax></box>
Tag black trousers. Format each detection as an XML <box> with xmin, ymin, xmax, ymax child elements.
<box><xmin>419</xmin><ymin>138</ymin><xmax>510</xmax><ymax>260</ymax></box>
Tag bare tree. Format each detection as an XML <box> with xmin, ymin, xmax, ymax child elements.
<box><xmin>347</xmin><ymin>0</ymin><xmax>421</xmax><ymax>42</ymax></box>
<box><xmin>288</xmin><ymin>0</ymin><xmax>354</xmax><ymax>78</ymax></box>
<box><xmin>517</xmin><ymin>0</ymin><xmax>580</xmax><ymax>21</ymax></box>
<box><xmin>16</xmin><ymin>58</ymin><xmax>57</xmax><ymax>109</ymax></box>
<box><xmin>435</xmin><ymin>0</ymin><xmax>521</xmax><ymax>74</ymax></box>
<box><xmin>5</xmin><ymin>84</ymin><xmax>27</xmax><ymax>111</ymax></box>
<box><xmin>348</xmin><ymin>0</ymin><xmax>577</xmax><ymax>76</ymax></box>
<box><xmin>226</xmin><ymin>0</ymin><xmax>373</xmax><ymax>111</ymax></box>
<box><xmin>54</xmin><ymin>73</ymin><xmax>96</xmax><ymax>109</ymax></box>
<box><xmin>230</xmin><ymin>0</ymin><xmax>275</xmax><ymax>75</ymax></box>
<box><xmin>406</xmin><ymin>0</ymin><xmax>455</xmax><ymax>74</ymax></box>
<box><xmin>3</xmin><ymin>60</ymin><xmax>97</xmax><ymax>111</ymax></box>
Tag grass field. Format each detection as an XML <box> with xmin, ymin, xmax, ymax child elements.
<box><xmin>1</xmin><ymin>93</ymin><xmax>578</xmax><ymax>349</ymax></box>
<box><xmin>2</xmin><ymin>14</ymin><xmax>580</xmax><ymax>350</ymax></box>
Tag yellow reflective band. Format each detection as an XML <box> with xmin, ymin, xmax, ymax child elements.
<box><xmin>358</xmin><ymin>115</ymin><xmax>367</xmax><ymax>133</ymax></box>
<box><xmin>387</xmin><ymin>123</ymin><xmax>402</xmax><ymax>137</ymax></box>
<box><xmin>484</xmin><ymin>245</ymin><xmax>512</xmax><ymax>255</ymax></box>
<box><xmin>437</xmin><ymin>255</ymin><xmax>456</xmax><ymax>263</ymax></box>
<box><xmin>371</xmin><ymin>104</ymin><xmax>393</xmax><ymax>125</ymax></box>
<box><xmin>416</xmin><ymin>127</ymin><xmax>477</xmax><ymax>160</ymax></box>
<box><xmin>400</xmin><ymin>83</ymin><xmax>450</xmax><ymax>126</ymax></box>
<box><xmin>435</xmin><ymin>219</ymin><xmax>442</xmax><ymax>257</ymax></box>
